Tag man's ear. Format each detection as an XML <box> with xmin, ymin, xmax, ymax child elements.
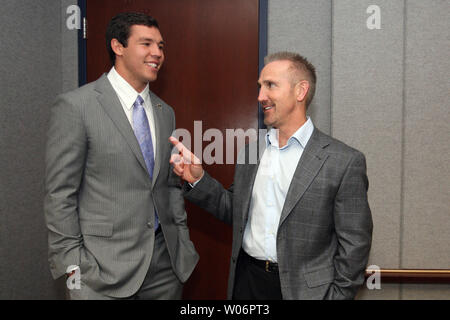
<box><xmin>295</xmin><ymin>80</ymin><xmax>309</xmax><ymax>103</ymax></box>
<box><xmin>111</xmin><ymin>39</ymin><xmax>124</xmax><ymax>57</ymax></box>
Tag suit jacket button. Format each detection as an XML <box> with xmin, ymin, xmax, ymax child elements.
<box><xmin>147</xmin><ymin>222</ymin><xmax>153</xmax><ymax>229</ymax></box>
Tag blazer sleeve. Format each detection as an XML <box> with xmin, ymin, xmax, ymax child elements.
<box><xmin>183</xmin><ymin>171</ymin><xmax>234</xmax><ymax>226</ymax></box>
<box><xmin>326</xmin><ymin>151</ymin><xmax>373</xmax><ymax>299</ymax></box>
<box><xmin>44</xmin><ymin>94</ymin><xmax>86</xmax><ymax>279</ymax></box>
<box><xmin>167</xmin><ymin>107</ymin><xmax>190</xmax><ymax>226</ymax></box>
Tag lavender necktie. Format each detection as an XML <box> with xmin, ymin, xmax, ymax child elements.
<box><xmin>133</xmin><ymin>95</ymin><xmax>159</xmax><ymax>230</ymax></box>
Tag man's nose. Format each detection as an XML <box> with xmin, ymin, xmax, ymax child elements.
<box><xmin>151</xmin><ymin>44</ymin><xmax>163</xmax><ymax>58</ymax></box>
<box><xmin>258</xmin><ymin>87</ymin><xmax>267</xmax><ymax>103</ymax></box>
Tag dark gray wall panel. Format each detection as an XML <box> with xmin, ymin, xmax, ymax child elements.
<box><xmin>0</xmin><ymin>0</ymin><xmax>67</xmax><ymax>299</ymax></box>
<box><xmin>61</xmin><ymin>0</ymin><xmax>79</xmax><ymax>93</ymax></box>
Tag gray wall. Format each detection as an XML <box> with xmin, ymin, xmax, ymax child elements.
<box><xmin>0</xmin><ymin>0</ymin><xmax>78</xmax><ymax>299</ymax></box>
<box><xmin>269</xmin><ymin>0</ymin><xmax>449</xmax><ymax>299</ymax></box>
<box><xmin>268</xmin><ymin>0</ymin><xmax>332</xmax><ymax>134</ymax></box>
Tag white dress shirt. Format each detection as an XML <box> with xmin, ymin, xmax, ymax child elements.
<box><xmin>242</xmin><ymin>117</ymin><xmax>314</xmax><ymax>262</ymax></box>
<box><xmin>107</xmin><ymin>67</ymin><xmax>157</xmax><ymax>155</ymax></box>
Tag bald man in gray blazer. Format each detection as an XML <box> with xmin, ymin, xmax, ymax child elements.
<box><xmin>44</xmin><ymin>12</ymin><xmax>198</xmax><ymax>299</ymax></box>
<box><xmin>170</xmin><ymin>52</ymin><xmax>372</xmax><ymax>300</ymax></box>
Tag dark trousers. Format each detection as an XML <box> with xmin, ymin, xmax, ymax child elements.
<box><xmin>232</xmin><ymin>249</ymin><xmax>283</xmax><ymax>300</ymax></box>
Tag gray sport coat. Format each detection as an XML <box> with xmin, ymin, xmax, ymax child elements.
<box><xmin>44</xmin><ymin>74</ymin><xmax>198</xmax><ymax>298</ymax></box>
<box><xmin>185</xmin><ymin>128</ymin><xmax>372</xmax><ymax>299</ymax></box>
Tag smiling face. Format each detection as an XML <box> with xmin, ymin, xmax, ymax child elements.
<box><xmin>112</xmin><ymin>25</ymin><xmax>165</xmax><ymax>92</ymax></box>
<box><xmin>258</xmin><ymin>60</ymin><xmax>308</xmax><ymax>133</ymax></box>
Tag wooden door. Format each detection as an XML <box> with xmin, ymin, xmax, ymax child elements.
<box><xmin>85</xmin><ymin>0</ymin><xmax>260</xmax><ymax>299</ymax></box>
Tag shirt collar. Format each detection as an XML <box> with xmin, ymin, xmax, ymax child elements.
<box><xmin>108</xmin><ymin>67</ymin><xmax>150</xmax><ymax>110</ymax></box>
<box><xmin>266</xmin><ymin>117</ymin><xmax>314</xmax><ymax>149</ymax></box>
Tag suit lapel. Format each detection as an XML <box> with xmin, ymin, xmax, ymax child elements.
<box><xmin>149</xmin><ymin>91</ymin><xmax>163</xmax><ymax>188</ymax></box>
<box><xmin>94</xmin><ymin>74</ymin><xmax>151</xmax><ymax>185</ymax></box>
<box><xmin>239</xmin><ymin>141</ymin><xmax>266</xmax><ymax>225</ymax></box>
<box><xmin>278</xmin><ymin>128</ymin><xmax>330</xmax><ymax>227</ymax></box>
<box><xmin>240</xmin><ymin>163</ymin><xmax>260</xmax><ymax>225</ymax></box>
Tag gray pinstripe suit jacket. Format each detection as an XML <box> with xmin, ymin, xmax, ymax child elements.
<box><xmin>44</xmin><ymin>74</ymin><xmax>198</xmax><ymax>298</ymax></box>
<box><xmin>185</xmin><ymin>128</ymin><xmax>372</xmax><ymax>299</ymax></box>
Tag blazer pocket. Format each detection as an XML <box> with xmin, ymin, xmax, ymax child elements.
<box><xmin>81</xmin><ymin>222</ymin><xmax>114</xmax><ymax>238</ymax></box>
<box><xmin>304</xmin><ymin>265</ymin><xmax>335</xmax><ymax>288</ymax></box>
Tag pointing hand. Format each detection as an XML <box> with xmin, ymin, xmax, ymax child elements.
<box><xmin>169</xmin><ymin>137</ymin><xmax>204</xmax><ymax>184</ymax></box>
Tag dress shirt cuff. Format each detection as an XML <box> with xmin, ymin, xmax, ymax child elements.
<box><xmin>188</xmin><ymin>173</ymin><xmax>204</xmax><ymax>188</ymax></box>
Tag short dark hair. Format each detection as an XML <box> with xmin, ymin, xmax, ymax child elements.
<box><xmin>106</xmin><ymin>12</ymin><xmax>160</xmax><ymax>65</ymax></box>
<box><xmin>265</xmin><ymin>52</ymin><xmax>317</xmax><ymax>108</ymax></box>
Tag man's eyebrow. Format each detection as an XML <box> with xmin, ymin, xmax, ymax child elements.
<box><xmin>138</xmin><ymin>37</ymin><xmax>166</xmax><ymax>45</ymax></box>
<box><xmin>258</xmin><ymin>79</ymin><xmax>274</xmax><ymax>86</ymax></box>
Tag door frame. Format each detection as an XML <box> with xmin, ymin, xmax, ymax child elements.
<box><xmin>78</xmin><ymin>0</ymin><xmax>87</xmax><ymax>87</ymax></box>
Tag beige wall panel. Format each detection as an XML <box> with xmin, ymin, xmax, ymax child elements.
<box><xmin>401</xmin><ymin>0</ymin><xmax>450</xmax><ymax>269</ymax></box>
<box><xmin>401</xmin><ymin>284</ymin><xmax>450</xmax><ymax>300</ymax></box>
<box><xmin>332</xmin><ymin>0</ymin><xmax>404</xmax><ymax>269</ymax></box>
<box><xmin>356</xmin><ymin>284</ymin><xmax>401</xmax><ymax>300</ymax></box>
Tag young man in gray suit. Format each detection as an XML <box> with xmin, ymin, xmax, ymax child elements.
<box><xmin>170</xmin><ymin>52</ymin><xmax>373</xmax><ymax>300</ymax></box>
<box><xmin>45</xmin><ymin>12</ymin><xmax>198</xmax><ymax>299</ymax></box>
